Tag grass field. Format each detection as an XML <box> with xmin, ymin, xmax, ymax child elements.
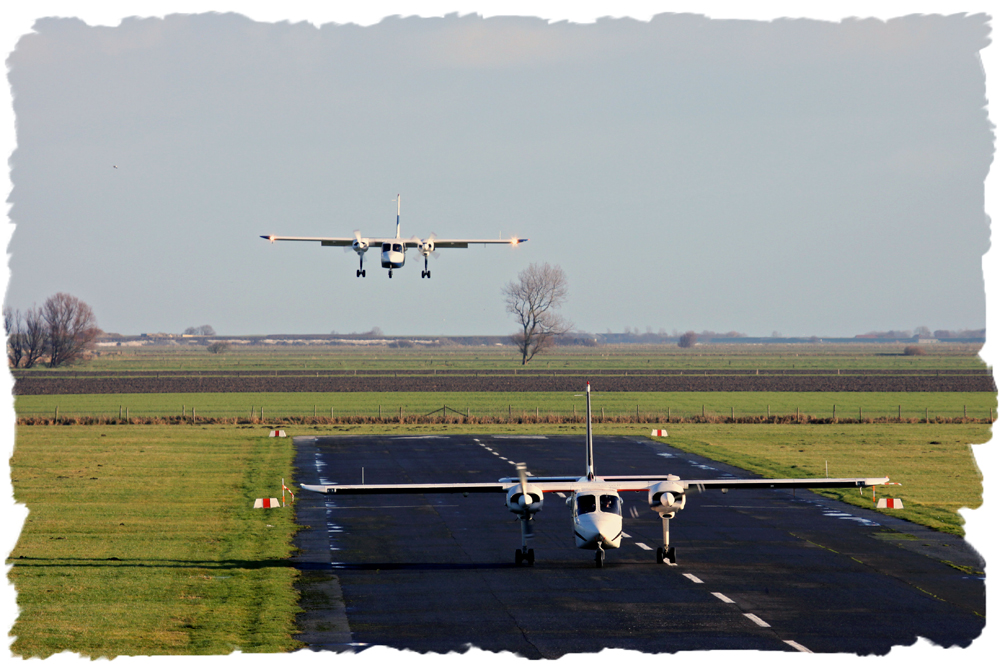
<box><xmin>15</xmin><ymin>390</ymin><xmax>996</xmax><ymax>422</ymax></box>
<box><xmin>30</xmin><ymin>341</ymin><xmax>990</xmax><ymax>373</ymax></box>
<box><xmin>7</xmin><ymin>420</ymin><xmax>987</xmax><ymax>656</ymax></box>
<box><xmin>7</xmin><ymin>426</ymin><xmax>301</xmax><ymax>657</ymax></box>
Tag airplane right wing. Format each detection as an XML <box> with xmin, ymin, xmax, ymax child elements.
<box><xmin>260</xmin><ymin>235</ymin><xmax>365</xmax><ymax>247</ymax></box>
<box><xmin>300</xmin><ymin>482</ymin><xmax>512</xmax><ymax>495</ymax></box>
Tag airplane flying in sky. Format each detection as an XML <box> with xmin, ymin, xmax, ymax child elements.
<box><xmin>261</xmin><ymin>195</ymin><xmax>527</xmax><ymax>279</ymax></box>
<box><xmin>302</xmin><ymin>383</ymin><xmax>891</xmax><ymax>568</ymax></box>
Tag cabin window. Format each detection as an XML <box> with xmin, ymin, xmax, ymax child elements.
<box><xmin>392</xmin><ymin>243</ymin><xmax>403</xmax><ymax>252</ymax></box>
<box><xmin>599</xmin><ymin>494</ymin><xmax>621</xmax><ymax>515</ymax></box>
<box><xmin>577</xmin><ymin>495</ymin><xmax>596</xmax><ymax>514</ymax></box>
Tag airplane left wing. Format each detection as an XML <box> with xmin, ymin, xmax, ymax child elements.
<box><xmin>405</xmin><ymin>237</ymin><xmax>528</xmax><ymax>248</ymax></box>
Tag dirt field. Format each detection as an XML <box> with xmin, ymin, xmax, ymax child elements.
<box><xmin>13</xmin><ymin>369</ymin><xmax>995</xmax><ymax>394</ymax></box>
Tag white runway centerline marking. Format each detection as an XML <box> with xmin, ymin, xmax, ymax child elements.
<box><xmin>784</xmin><ymin>640</ymin><xmax>813</xmax><ymax>653</ymax></box>
<box><xmin>744</xmin><ymin>613</ymin><xmax>770</xmax><ymax>628</ymax></box>
<box><xmin>711</xmin><ymin>592</ymin><xmax>735</xmax><ymax>603</ymax></box>
<box><xmin>682</xmin><ymin>573</ymin><xmax>704</xmax><ymax>584</ymax></box>
<box><xmin>635</xmin><ymin>542</ymin><xmax>652</xmax><ymax>551</ymax></box>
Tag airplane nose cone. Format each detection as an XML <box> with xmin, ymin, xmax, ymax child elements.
<box><xmin>575</xmin><ymin>513</ymin><xmax>622</xmax><ymax>549</ymax></box>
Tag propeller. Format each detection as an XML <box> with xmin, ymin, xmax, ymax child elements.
<box><xmin>516</xmin><ymin>463</ymin><xmax>532</xmax><ymax>508</ymax></box>
<box><xmin>349</xmin><ymin>230</ymin><xmax>369</xmax><ymax>255</ymax></box>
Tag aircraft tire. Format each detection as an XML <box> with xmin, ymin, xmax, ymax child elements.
<box><xmin>595</xmin><ymin>551</ymin><xmax>604</xmax><ymax>568</ymax></box>
<box><xmin>362</xmin><ymin>270</ymin><xmax>366</xmax><ymax>277</ymax></box>
<box><xmin>666</xmin><ymin>547</ymin><xmax>676</xmax><ymax>564</ymax></box>
<box><xmin>527</xmin><ymin>549</ymin><xmax>535</xmax><ymax>565</ymax></box>
<box><xmin>656</xmin><ymin>547</ymin><xmax>665</xmax><ymax>564</ymax></box>
<box><xmin>515</xmin><ymin>549</ymin><xmax>523</xmax><ymax>566</ymax></box>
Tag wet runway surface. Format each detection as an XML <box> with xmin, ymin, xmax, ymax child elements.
<box><xmin>291</xmin><ymin>434</ymin><xmax>985</xmax><ymax>657</ymax></box>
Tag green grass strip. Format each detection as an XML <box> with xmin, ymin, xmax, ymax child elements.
<box><xmin>7</xmin><ymin>425</ymin><xmax>301</xmax><ymax>657</ymax></box>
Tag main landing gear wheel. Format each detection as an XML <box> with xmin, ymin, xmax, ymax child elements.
<box><xmin>421</xmin><ymin>270</ymin><xmax>431</xmax><ymax>279</ymax></box>
<box><xmin>656</xmin><ymin>547</ymin><xmax>676</xmax><ymax>565</ymax></box>
<box><xmin>356</xmin><ymin>269</ymin><xmax>366</xmax><ymax>278</ymax></box>
<box><xmin>514</xmin><ymin>548</ymin><xmax>535</xmax><ymax>566</ymax></box>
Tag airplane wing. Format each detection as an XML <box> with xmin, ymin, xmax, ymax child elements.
<box><xmin>591</xmin><ymin>475</ymin><xmax>891</xmax><ymax>491</ymax></box>
<box><xmin>260</xmin><ymin>235</ymin><xmax>401</xmax><ymax>247</ymax></box>
<box><xmin>300</xmin><ymin>482</ymin><xmax>512</xmax><ymax>495</ymax></box>
<box><xmin>403</xmin><ymin>238</ymin><xmax>528</xmax><ymax>248</ymax></box>
<box><xmin>302</xmin><ymin>476</ymin><xmax>890</xmax><ymax>496</ymax></box>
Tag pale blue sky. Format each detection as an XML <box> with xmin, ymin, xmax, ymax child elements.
<box><xmin>2</xmin><ymin>5</ymin><xmax>994</xmax><ymax>339</ymax></box>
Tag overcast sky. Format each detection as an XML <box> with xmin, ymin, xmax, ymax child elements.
<box><xmin>2</xmin><ymin>4</ymin><xmax>994</xmax><ymax>339</ymax></box>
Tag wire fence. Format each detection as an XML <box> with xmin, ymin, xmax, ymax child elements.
<box><xmin>16</xmin><ymin>402</ymin><xmax>996</xmax><ymax>425</ymax></box>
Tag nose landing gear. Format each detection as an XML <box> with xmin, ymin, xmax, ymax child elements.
<box><xmin>421</xmin><ymin>256</ymin><xmax>431</xmax><ymax>279</ymax></box>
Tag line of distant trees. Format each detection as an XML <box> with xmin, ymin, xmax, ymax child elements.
<box><xmin>856</xmin><ymin>327</ymin><xmax>986</xmax><ymax>339</ymax></box>
<box><xmin>184</xmin><ymin>325</ymin><xmax>216</xmax><ymax>336</ymax></box>
<box><xmin>5</xmin><ymin>293</ymin><xmax>101</xmax><ymax>368</ymax></box>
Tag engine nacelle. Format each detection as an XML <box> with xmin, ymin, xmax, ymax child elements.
<box><xmin>352</xmin><ymin>238</ymin><xmax>369</xmax><ymax>254</ymax></box>
<box><xmin>418</xmin><ymin>238</ymin><xmax>435</xmax><ymax>256</ymax></box>
<box><xmin>649</xmin><ymin>478</ymin><xmax>686</xmax><ymax>516</ymax></box>
<box><xmin>506</xmin><ymin>484</ymin><xmax>544</xmax><ymax>516</ymax></box>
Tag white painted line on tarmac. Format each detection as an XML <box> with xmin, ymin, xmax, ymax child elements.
<box><xmin>499</xmin><ymin>456</ymin><xmax>508</xmax><ymax>461</ymax></box>
<box><xmin>711</xmin><ymin>592</ymin><xmax>735</xmax><ymax>604</ymax></box>
<box><xmin>621</xmin><ymin>532</ymin><xmax>632</xmax><ymax>538</ymax></box>
<box><xmin>682</xmin><ymin>573</ymin><xmax>703</xmax><ymax>584</ymax></box>
<box><xmin>784</xmin><ymin>640</ymin><xmax>812</xmax><ymax>653</ymax></box>
<box><xmin>556</xmin><ymin>492</ymin><xmax>567</xmax><ymax>498</ymax></box>
<box><xmin>744</xmin><ymin>613</ymin><xmax>770</xmax><ymax>628</ymax></box>
<box><xmin>635</xmin><ymin>542</ymin><xmax>652</xmax><ymax>551</ymax></box>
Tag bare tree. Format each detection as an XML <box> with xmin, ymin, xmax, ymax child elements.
<box><xmin>41</xmin><ymin>293</ymin><xmax>100</xmax><ymax>367</ymax></box>
<box><xmin>5</xmin><ymin>305</ymin><xmax>47</xmax><ymax>368</ymax></box>
<box><xmin>678</xmin><ymin>331</ymin><xmax>698</xmax><ymax>348</ymax></box>
<box><xmin>503</xmin><ymin>262</ymin><xmax>571</xmax><ymax>365</ymax></box>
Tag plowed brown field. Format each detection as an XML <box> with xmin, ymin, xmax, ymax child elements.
<box><xmin>13</xmin><ymin>369</ymin><xmax>995</xmax><ymax>394</ymax></box>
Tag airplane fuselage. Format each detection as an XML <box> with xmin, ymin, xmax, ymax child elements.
<box><xmin>571</xmin><ymin>487</ymin><xmax>624</xmax><ymax>551</ymax></box>
<box><xmin>380</xmin><ymin>241</ymin><xmax>406</xmax><ymax>269</ymax></box>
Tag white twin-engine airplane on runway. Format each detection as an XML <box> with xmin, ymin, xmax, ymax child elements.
<box><xmin>261</xmin><ymin>195</ymin><xmax>527</xmax><ymax>279</ymax></box>
<box><xmin>302</xmin><ymin>383</ymin><xmax>890</xmax><ymax>568</ymax></box>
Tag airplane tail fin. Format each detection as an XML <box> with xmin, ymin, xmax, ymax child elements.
<box><xmin>585</xmin><ymin>382</ymin><xmax>595</xmax><ymax>480</ymax></box>
<box><xmin>395</xmin><ymin>194</ymin><xmax>401</xmax><ymax>239</ymax></box>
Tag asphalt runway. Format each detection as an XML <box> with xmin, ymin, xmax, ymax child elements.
<box><xmin>291</xmin><ymin>434</ymin><xmax>985</xmax><ymax>657</ymax></box>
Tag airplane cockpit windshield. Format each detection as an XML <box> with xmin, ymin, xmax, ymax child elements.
<box><xmin>382</xmin><ymin>243</ymin><xmax>391</xmax><ymax>252</ymax></box>
<box><xmin>577</xmin><ymin>494</ymin><xmax>621</xmax><ymax>516</ymax></box>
